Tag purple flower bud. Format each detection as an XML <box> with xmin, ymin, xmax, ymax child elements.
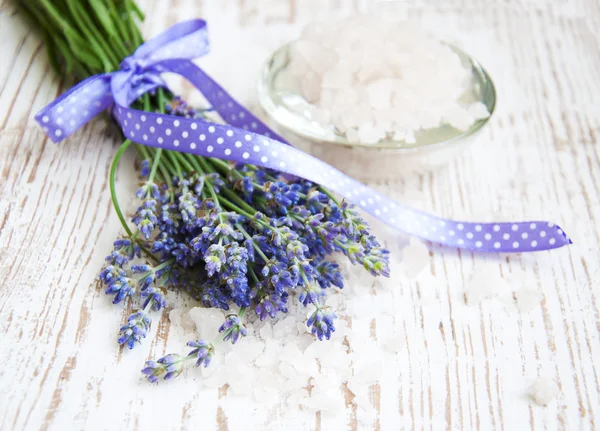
<box><xmin>118</xmin><ymin>311</ymin><xmax>151</xmax><ymax>349</ymax></box>
<box><xmin>187</xmin><ymin>340</ymin><xmax>215</xmax><ymax>367</ymax></box>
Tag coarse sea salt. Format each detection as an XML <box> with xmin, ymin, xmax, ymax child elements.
<box><xmin>168</xmin><ymin>239</ymin><xmax>539</xmax><ymax>422</ymax></box>
<box><xmin>289</xmin><ymin>16</ymin><xmax>489</xmax><ymax>145</ymax></box>
<box><xmin>167</xmin><ymin>253</ymin><xmax>408</xmax><ymax>424</ymax></box>
<box><xmin>528</xmin><ymin>378</ymin><xmax>560</xmax><ymax>406</ymax></box>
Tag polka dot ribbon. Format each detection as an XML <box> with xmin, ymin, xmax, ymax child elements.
<box><xmin>34</xmin><ymin>19</ymin><xmax>572</xmax><ymax>253</ymax></box>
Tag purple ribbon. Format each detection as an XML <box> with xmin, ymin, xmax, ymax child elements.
<box><xmin>35</xmin><ymin>19</ymin><xmax>572</xmax><ymax>253</ymax></box>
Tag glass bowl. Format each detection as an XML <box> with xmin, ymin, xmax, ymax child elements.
<box><xmin>257</xmin><ymin>41</ymin><xmax>497</xmax><ymax>181</ymax></box>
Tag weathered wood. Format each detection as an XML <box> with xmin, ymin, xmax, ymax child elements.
<box><xmin>0</xmin><ymin>0</ymin><xmax>598</xmax><ymax>430</ymax></box>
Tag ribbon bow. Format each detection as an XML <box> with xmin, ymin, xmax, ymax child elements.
<box><xmin>35</xmin><ymin>19</ymin><xmax>572</xmax><ymax>253</ymax></box>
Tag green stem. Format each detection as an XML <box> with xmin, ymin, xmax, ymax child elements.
<box><xmin>320</xmin><ymin>187</ymin><xmax>339</xmax><ymax>205</ymax></box>
<box><xmin>110</xmin><ymin>141</ymin><xmax>158</xmax><ymax>262</ymax></box>
<box><xmin>171</xmin><ymin>152</ymin><xmax>194</xmax><ymax>172</ymax></box>
<box><xmin>248</xmin><ymin>267</ymin><xmax>259</xmax><ymax>284</ymax></box>
<box><xmin>236</xmin><ymin>223</ymin><xmax>269</xmax><ymax>262</ymax></box>
<box><xmin>220</xmin><ymin>187</ymin><xmax>256</xmax><ymax>214</ymax></box>
<box><xmin>165</xmin><ymin>151</ymin><xmax>183</xmax><ymax>178</ymax></box>
<box><xmin>106</xmin><ymin>0</ymin><xmax>131</xmax><ymax>45</ymax></box>
<box><xmin>184</xmin><ymin>153</ymin><xmax>204</xmax><ymax>175</ymax></box>
<box><xmin>64</xmin><ymin>0</ymin><xmax>113</xmax><ymax>71</ymax></box>
<box><xmin>148</xmin><ymin>149</ymin><xmax>162</xmax><ymax>184</ymax></box>
<box><xmin>110</xmin><ymin>140</ymin><xmax>134</xmax><ymax>237</ymax></box>
<box><xmin>219</xmin><ymin>198</ymin><xmax>257</xmax><ymax>220</ymax></box>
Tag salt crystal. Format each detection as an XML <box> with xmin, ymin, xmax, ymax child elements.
<box><xmin>333</xmin><ymin>87</ymin><xmax>359</xmax><ymax>108</ymax></box>
<box><xmin>258</xmin><ymin>322</ymin><xmax>273</xmax><ymax>341</ymax></box>
<box><xmin>392</xmin><ymin>129</ymin><xmax>406</xmax><ymax>141</ymax></box>
<box><xmin>288</xmin><ymin>55</ymin><xmax>310</xmax><ymax>78</ymax></box>
<box><xmin>279</xmin><ymin>342</ymin><xmax>304</xmax><ymax>364</ymax></box>
<box><xmin>345</xmin><ymin>128</ymin><xmax>360</xmax><ymax>142</ymax></box>
<box><xmin>366</xmin><ymin>79</ymin><xmax>395</xmax><ymax>109</ymax></box>
<box><xmin>404</xmin><ymin>129</ymin><xmax>417</xmax><ymax>144</ymax></box>
<box><xmin>346</xmin><ymin>380</ymin><xmax>372</xmax><ymax>407</ymax></box>
<box><xmin>464</xmin><ymin>267</ymin><xmax>510</xmax><ymax>306</ymax></box>
<box><xmin>372</xmin><ymin>107</ymin><xmax>398</xmax><ymax>130</ymax></box>
<box><xmin>286</xmin><ymin>388</ymin><xmax>310</xmax><ymax>407</ymax></box>
<box><xmin>528</xmin><ymin>378</ymin><xmax>559</xmax><ymax>406</ymax></box>
<box><xmin>278</xmin><ymin>362</ymin><xmax>309</xmax><ymax>388</ymax></box>
<box><xmin>304</xmin><ymin>339</ymin><xmax>334</xmax><ymax>359</ymax></box>
<box><xmin>310</xmin><ymin>107</ymin><xmax>331</xmax><ymax>125</ymax></box>
<box><xmin>352</xmin><ymin>354</ymin><xmax>384</xmax><ymax>384</ymax></box>
<box><xmin>301</xmin><ymin>22</ymin><xmax>326</xmax><ymax>43</ymax></box>
<box><xmin>321</xmin><ymin>63</ymin><xmax>353</xmax><ymax>89</ymax></box>
<box><xmin>255</xmin><ymin>341</ymin><xmax>280</xmax><ymax>369</ymax></box>
<box><xmin>188</xmin><ymin>307</ymin><xmax>225</xmax><ymax>339</ymax></box>
<box><xmin>278</xmin><ymin>361</ymin><xmax>297</xmax><ymax>378</ymax></box>
<box><xmin>228</xmin><ymin>364</ymin><xmax>255</xmax><ymax>396</ymax></box>
<box><xmin>358</xmin><ymin>122</ymin><xmax>385</xmax><ymax>145</ymax></box>
<box><xmin>273</xmin><ymin>316</ymin><xmax>298</xmax><ymax>338</ymax></box>
<box><xmin>293</xmin><ymin>40</ymin><xmax>337</xmax><ymax>76</ymax></box>
<box><xmin>515</xmin><ymin>288</ymin><xmax>544</xmax><ymax>313</ymax></box>
<box><xmin>288</xmin><ymin>17</ymin><xmax>482</xmax><ymax>144</ymax></box>
<box><xmin>291</xmin><ymin>353</ymin><xmax>319</xmax><ymax>377</ymax></box>
<box><xmin>304</xmin><ymin>392</ymin><xmax>346</xmax><ymax>414</ymax></box>
<box><xmin>319</xmin><ymin>344</ymin><xmax>351</xmax><ymax>370</ymax></box>
<box><xmin>232</xmin><ymin>339</ymin><xmax>265</xmax><ymax>364</ymax></box>
<box><xmin>401</xmin><ymin>238</ymin><xmax>430</xmax><ymax>279</ymax></box>
<box><xmin>168</xmin><ymin>308</ymin><xmax>196</xmax><ymax>333</ymax></box>
<box><xmin>319</xmin><ymin>89</ymin><xmax>336</xmax><ymax>109</ymax></box>
<box><xmin>469</xmin><ymin>101</ymin><xmax>490</xmax><ymax>120</ymax></box>
<box><xmin>300</xmin><ymin>71</ymin><xmax>321</xmax><ymax>103</ymax></box>
<box><xmin>253</xmin><ymin>388</ymin><xmax>279</xmax><ymax>405</ymax></box>
<box><xmin>445</xmin><ymin>105</ymin><xmax>474</xmax><ymax>131</ymax></box>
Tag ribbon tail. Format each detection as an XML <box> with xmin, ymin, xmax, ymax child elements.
<box><xmin>35</xmin><ymin>74</ymin><xmax>114</xmax><ymax>143</ymax></box>
<box><xmin>160</xmin><ymin>60</ymin><xmax>288</xmax><ymax>143</ymax></box>
<box><xmin>133</xmin><ymin>20</ymin><xmax>209</xmax><ymax>60</ymax></box>
<box><xmin>113</xmin><ymin>102</ymin><xmax>572</xmax><ymax>253</ymax></box>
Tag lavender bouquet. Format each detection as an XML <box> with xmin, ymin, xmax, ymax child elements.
<box><xmin>19</xmin><ymin>0</ymin><xmax>390</xmax><ymax>382</ymax></box>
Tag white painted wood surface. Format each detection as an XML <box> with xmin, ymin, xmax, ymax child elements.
<box><xmin>1</xmin><ymin>0</ymin><xmax>599</xmax><ymax>430</ymax></box>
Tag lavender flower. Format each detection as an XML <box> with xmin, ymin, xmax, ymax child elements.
<box><xmin>132</xmin><ymin>199</ymin><xmax>158</xmax><ymax>240</ymax></box>
<box><xmin>142</xmin><ymin>353</ymin><xmax>185</xmax><ymax>382</ymax></box>
<box><xmin>105</xmin><ymin>239</ymin><xmax>140</xmax><ymax>267</ymax></box>
<box><xmin>219</xmin><ymin>314</ymin><xmax>247</xmax><ymax>344</ymax></box>
<box><xmin>140</xmin><ymin>160</ymin><xmax>150</xmax><ymax>178</ymax></box>
<box><xmin>104</xmin><ymin>275</ymin><xmax>135</xmax><ymax>304</ymax></box>
<box><xmin>141</xmin><ymin>286</ymin><xmax>167</xmax><ymax>311</ymax></box>
<box><xmin>307</xmin><ymin>307</ymin><xmax>337</xmax><ymax>341</ymax></box>
<box><xmin>187</xmin><ymin>340</ymin><xmax>214</xmax><ymax>367</ymax></box>
<box><xmin>95</xmin><ymin>93</ymin><xmax>391</xmax><ymax>381</ymax></box>
<box><xmin>118</xmin><ymin>311</ymin><xmax>151</xmax><ymax>349</ymax></box>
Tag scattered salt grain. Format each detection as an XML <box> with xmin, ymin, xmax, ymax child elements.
<box><xmin>289</xmin><ymin>16</ymin><xmax>489</xmax><ymax>145</ymax></box>
<box><xmin>469</xmin><ymin>101</ymin><xmax>491</xmax><ymax>120</ymax></box>
<box><xmin>168</xmin><ymin>308</ymin><xmax>196</xmax><ymax>333</ymax></box>
<box><xmin>189</xmin><ymin>307</ymin><xmax>225</xmax><ymax>339</ymax></box>
<box><xmin>401</xmin><ymin>238</ymin><xmax>430</xmax><ymax>279</ymax></box>
<box><xmin>515</xmin><ymin>288</ymin><xmax>544</xmax><ymax>313</ymax></box>
<box><xmin>528</xmin><ymin>378</ymin><xmax>559</xmax><ymax>406</ymax></box>
<box><xmin>464</xmin><ymin>267</ymin><xmax>510</xmax><ymax>306</ymax></box>
<box><xmin>182</xmin><ymin>249</ymin><xmax>417</xmax><ymax>419</ymax></box>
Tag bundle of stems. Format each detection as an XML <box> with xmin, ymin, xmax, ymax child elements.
<box><xmin>17</xmin><ymin>0</ymin><xmax>390</xmax><ymax>382</ymax></box>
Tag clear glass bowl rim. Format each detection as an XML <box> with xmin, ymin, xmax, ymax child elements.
<box><xmin>258</xmin><ymin>41</ymin><xmax>497</xmax><ymax>152</ymax></box>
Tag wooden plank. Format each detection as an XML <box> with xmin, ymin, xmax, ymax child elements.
<box><xmin>0</xmin><ymin>0</ymin><xmax>598</xmax><ymax>430</ymax></box>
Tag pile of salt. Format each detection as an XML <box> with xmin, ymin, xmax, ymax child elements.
<box><xmin>288</xmin><ymin>16</ymin><xmax>490</xmax><ymax>145</ymax></box>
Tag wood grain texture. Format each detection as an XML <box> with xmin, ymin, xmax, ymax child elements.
<box><xmin>0</xmin><ymin>0</ymin><xmax>599</xmax><ymax>430</ymax></box>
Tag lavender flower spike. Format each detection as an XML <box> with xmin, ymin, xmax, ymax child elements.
<box><xmin>307</xmin><ymin>307</ymin><xmax>337</xmax><ymax>341</ymax></box>
<box><xmin>219</xmin><ymin>314</ymin><xmax>248</xmax><ymax>344</ymax></box>
<box><xmin>118</xmin><ymin>311</ymin><xmax>152</xmax><ymax>349</ymax></box>
<box><xmin>187</xmin><ymin>340</ymin><xmax>215</xmax><ymax>367</ymax></box>
<box><xmin>142</xmin><ymin>353</ymin><xmax>185</xmax><ymax>383</ymax></box>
